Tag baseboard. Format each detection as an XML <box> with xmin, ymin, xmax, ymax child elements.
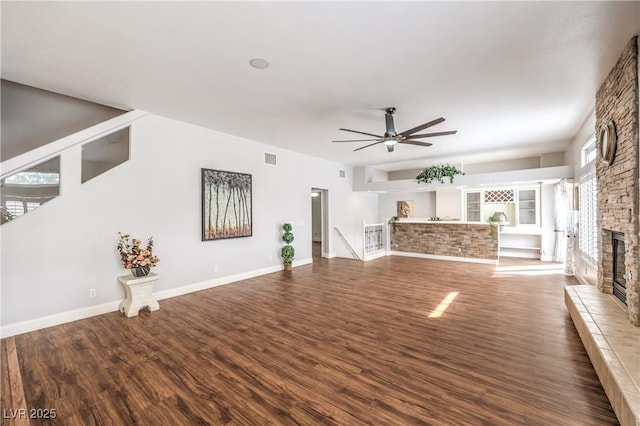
<box><xmin>1</xmin><ymin>260</ymin><xmax>314</xmax><ymax>338</ymax></box>
<box><xmin>154</xmin><ymin>264</ymin><xmax>285</xmax><ymax>301</ymax></box>
<box><xmin>389</xmin><ymin>251</ymin><xmax>497</xmax><ymax>265</ymax></box>
<box><xmin>363</xmin><ymin>250</ymin><xmax>386</xmax><ymax>262</ymax></box>
<box><xmin>1</xmin><ymin>300</ymin><xmax>121</xmax><ymax>338</ymax></box>
<box><xmin>574</xmin><ymin>272</ymin><xmax>590</xmax><ymax>286</ymax></box>
<box><xmin>293</xmin><ymin>258</ymin><xmax>313</xmax><ymax>267</ymax></box>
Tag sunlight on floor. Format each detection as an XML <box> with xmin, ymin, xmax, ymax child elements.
<box><xmin>493</xmin><ymin>262</ymin><xmax>565</xmax><ymax>277</ymax></box>
<box><xmin>428</xmin><ymin>291</ymin><xmax>459</xmax><ymax>318</ymax></box>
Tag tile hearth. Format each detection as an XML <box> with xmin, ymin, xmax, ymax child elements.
<box><xmin>565</xmin><ymin>285</ymin><xmax>640</xmax><ymax>426</ymax></box>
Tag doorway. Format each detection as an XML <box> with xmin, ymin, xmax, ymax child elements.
<box><xmin>311</xmin><ymin>188</ymin><xmax>328</xmax><ymax>259</ymax></box>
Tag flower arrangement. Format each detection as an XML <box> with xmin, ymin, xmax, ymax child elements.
<box><xmin>117</xmin><ymin>232</ymin><xmax>160</xmax><ymax>270</ymax></box>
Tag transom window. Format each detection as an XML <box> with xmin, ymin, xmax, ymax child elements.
<box><xmin>581</xmin><ymin>135</ymin><xmax>597</xmax><ymax>167</ymax></box>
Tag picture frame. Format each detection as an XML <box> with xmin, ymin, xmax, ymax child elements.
<box><xmin>201</xmin><ymin>168</ymin><xmax>252</xmax><ymax>241</ymax></box>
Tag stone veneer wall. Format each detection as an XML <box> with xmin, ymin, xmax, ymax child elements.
<box><xmin>391</xmin><ymin>223</ymin><xmax>498</xmax><ymax>260</ymax></box>
<box><xmin>595</xmin><ymin>36</ymin><xmax>639</xmax><ymax>326</ymax></box>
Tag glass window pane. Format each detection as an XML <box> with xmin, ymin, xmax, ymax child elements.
<box><xmin>579</xmin><ymin>172</ymin><xmax>598</xmax><ymax>263</ymax></box>
<box><xmin>81</xmin><ymin>127</ymin><xmax>130</xmax><ymax>183</ymax></box>
<box><xmin>1</xmin><ymin>156</ymin><xmax>60</xmax><ymax>224</ymax></box>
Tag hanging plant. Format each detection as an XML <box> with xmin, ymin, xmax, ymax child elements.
<box><xmin>416</xmin><ymin>163</ymin><xmax>464</xmax><ymax>184</ymax></box>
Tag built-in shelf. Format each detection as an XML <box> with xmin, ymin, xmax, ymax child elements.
<box><xmin>499</xmin><ymin>228</ymin><xmax>542</xmax><ymax>259</ymax></box>
<box><xmin>501</xmin><ymin>245</ymin><xmax>541</xmax><ymax>251</ymax></box>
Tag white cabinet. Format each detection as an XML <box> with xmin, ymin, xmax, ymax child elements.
<box><xmin>516</xmin><ymin>188</ymin><xmax>540</xmax><ymax>226</ymax></box>
<box><xmin>464</xmin><ymin>187</ymin><xmax>540</xmax><ymax>227</ymax></box>
<box><xmin>465</xmin><ymin>191</ymin><xmax>481</xmax><ymax>222</ymax></box>
<box><xmin>463</xmin><ymin>186</ymin><xmax>542</xmax><ymax>258</ymax></box>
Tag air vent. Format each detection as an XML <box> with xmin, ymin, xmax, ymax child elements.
<box><xmin>339</xmin><ymin>169</ymin><xmax>346</xmax><ymax>178</ymax></box>
<box><xmin>264</xmin><ymin>152</ymin><xmax>277</xmax><ymax>166</ymax></box>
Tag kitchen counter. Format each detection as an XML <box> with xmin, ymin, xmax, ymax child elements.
<box><xmin>390</xmin><ymin>221</ymin><xmax>498</xmax><ymax>263</ymax></box>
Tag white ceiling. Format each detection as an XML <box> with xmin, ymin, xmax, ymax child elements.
<box><xmin>2</xmin><ymin>2</ymin><xmax>639</xmax><ymax>171</ymax></box>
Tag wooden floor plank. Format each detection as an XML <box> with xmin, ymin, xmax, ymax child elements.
<box><xmin>1</xmin><ymin>257</ymin><xmax>619</xmax><ymax>425</ymax></box>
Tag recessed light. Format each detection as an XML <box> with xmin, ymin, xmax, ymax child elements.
<box><xmin>249</xmin><ymin>58</ymin><xmax>269</xmax><ymax>69</ymax></box>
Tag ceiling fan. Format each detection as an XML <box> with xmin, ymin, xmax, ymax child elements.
<box><xmin>332</xmin><ymin>107</ymin><xmax>457</xmax><ymax>152</ymax></box>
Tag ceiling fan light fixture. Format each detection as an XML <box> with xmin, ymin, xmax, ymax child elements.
<box><xmin>332</xmin><ymin>108</ymin><xmax>456</xmax><ymax>153</ymax></box>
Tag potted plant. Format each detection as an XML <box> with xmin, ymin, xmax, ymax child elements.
<box><xmin>388</xmin><ymin>216</ymin><xmax>399</xmax><ymax>234</ymax></box>
<box><xmin>281</xmin><ymin>223</ymin><xmax>295</xmax><ymax>271</ymax></box>
<box><xmin>487</xmin><ymin>213</ymin><xmax>506</xmax><ymax>238</ymax></box>
<box><xmin>117</xmin><ymin>232</ymin><xmax>160</xmax><ymax>277</ymax></box>
<box><xmin>416</xmin><ymin>163</ymin><xmax>464</xmax><ymax>184</ymax></box>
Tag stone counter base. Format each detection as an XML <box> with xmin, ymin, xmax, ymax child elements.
<box><xmin>391</xmin><ymin>222</ymin><xmax>498</xmax><ymax>261</ymax></box>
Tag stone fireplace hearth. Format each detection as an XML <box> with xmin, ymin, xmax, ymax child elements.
<box><xmin>595</xmin><ymin>36</ymin><xmax>639</xmax><ymax>326</ymax></box>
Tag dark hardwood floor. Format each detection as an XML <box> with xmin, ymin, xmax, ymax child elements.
<box><xmin>1</xmin><ymin>257</ymin><xmax>618</xmax><ymax>425</ymax></box>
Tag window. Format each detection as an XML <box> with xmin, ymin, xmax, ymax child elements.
<box><xmin>579</xmin><ymin>172</ymin><xmax>597</xmax><ymax>263</ymax></box>
<box><xmin>1</xmin><ymin>156</ymin><xmax>60</xmax><ymax>225</ymax></box>
<box><xmin>581</xmin><ymin>135</ymin><xmax>597</xmax><ymax>167</ymax></box>
<box><xmin>5</xmin><ymin>200</ymin><xmax>24</xmax><ymax>216</ymax></box>
<box><xmin>82</xmin><ymin>127</ymin><xmax>130</xmax><ymax>183</ymax></box>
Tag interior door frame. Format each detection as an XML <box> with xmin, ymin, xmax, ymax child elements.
<box><xmin>312</xmin><ymin>187</ymin><xmax>329</xmax><ymax>258</ymax></box>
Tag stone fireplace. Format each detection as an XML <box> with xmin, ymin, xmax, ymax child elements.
<box><xmin>595</xmin><ymin>36</ymin><xmax>639</xmax><ymax>326</ymax></box>
<box><xmin>611</xmin><ymin>231</ymin><xmax>627</xmax><ymax>304</ymax></box>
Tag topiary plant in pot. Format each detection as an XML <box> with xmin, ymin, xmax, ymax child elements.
<box><xmin>281</xmin><ymin>223</ymin><xmax>295</xmax><ymax>271</ymax></box>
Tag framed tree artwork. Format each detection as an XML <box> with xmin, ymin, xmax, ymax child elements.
<box><xmin>202</xmin><ymin>169</ymin><xmax>252</xmax><ymax>241</ymax></box>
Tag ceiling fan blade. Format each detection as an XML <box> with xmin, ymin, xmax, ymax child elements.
<box><xmin>339</xmin><ymin>128</ymin><xmax>384</xmax><ymax>138</ymax></box>
<box><xmin>385</xmin><ymin>110</ymin><xmax>396</xmax><ymax>136</ymax></box>
<box><xmin>354</xmin><ymin>141</ymin><xmax>384</xmax><ymax>151</ymax></box>
<box><xmin>407</xmin><ymin>130</ymin><xmax>458</xmax><ymax>139</ymax></box>
<box><xmin>399</xmin><ymin>117</ymin><xmax>445</xmax><ymax>137</ymax></box>
<box><xmin>332</xmin><ymin>138</ymin><xmax>383</xmax><ymax>143</ymax></box>
<box><xmin>399</xmin><ymin>140</ymin><xmax>433</xmax><ymax>147</ymax></box>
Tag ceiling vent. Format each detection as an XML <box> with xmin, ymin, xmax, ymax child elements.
<box><xmin>339</xmin><ymin>169</ymin><xmax>346</xmax><ymax>178</ymax></box>
<box><xmin>264</xmin><ymin>152</ymin><xmax>277</xmax><ymax>166</ymax></box>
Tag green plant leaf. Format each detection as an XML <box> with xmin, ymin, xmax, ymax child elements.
<box><xmin>416</xmin><ymin>163</ymin><xmax>464</xmax><ymax>184</ymax></box>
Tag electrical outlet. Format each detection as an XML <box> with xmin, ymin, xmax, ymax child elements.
<box><xmin>89</xmin><ymin>289</ymin><xmax>97</xmax><ymax>298</ymax></box>
<box><xmin>214</xmin><ymin>265</ymin><xmax>219</xmax><ymax>272</ymax></box>
<box><xmin>458</xmin><ymin>247</ymin><xmax>462</xmax><ymax>252</ymax></box>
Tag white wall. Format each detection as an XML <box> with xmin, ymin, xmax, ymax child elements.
<box><xmin>435</xmin><ymin>188</ymin><xmax>463</xmax><ymax>219</ymax></box>
<box><xmin>1</xmin><ymin>114</ymin><xmax>378</xmax><ymax>329</ymax></box>
<box><xmin>378</xmin><ymin>191</ymin><xmax>436</xmax><ymax>221</ymax></box>
<box><xmin>463</xmin><ymin>157</ymin><xmax>540</xmax><ymax>174</ymax></box>
<box><xmin>568</xmin><ymin>109</ymin><xmax>597</xmax><ymax>284</ymax></box>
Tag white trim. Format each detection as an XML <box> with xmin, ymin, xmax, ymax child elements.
<box><xmin>1</xmin><ymin>300</ymin><xmax>121</xmax><ymax>338</ymax></box>
<box><xmin>363</xmin><ymin>250</ymin><xmax>386</xmax><ymax>262</ymax></box>
<box><xmin>388</xmin><ymin>250</ymin><xmax>497</xmax><ymax>265</ymax></box>
<box><xmin>0</xmin><ymin>258</ymin><xmax>313</xmax><ymax>338</ymax></box>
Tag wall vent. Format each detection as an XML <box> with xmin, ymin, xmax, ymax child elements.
<box><xmin>264</xmin><ymin>152</ymin><xmax>277</xmax><ymax>166</ymax></box>
<box><xmin>339</xmin><ymin>169</ymin><xmax>346</xmax><ymax>178</ymax></box>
